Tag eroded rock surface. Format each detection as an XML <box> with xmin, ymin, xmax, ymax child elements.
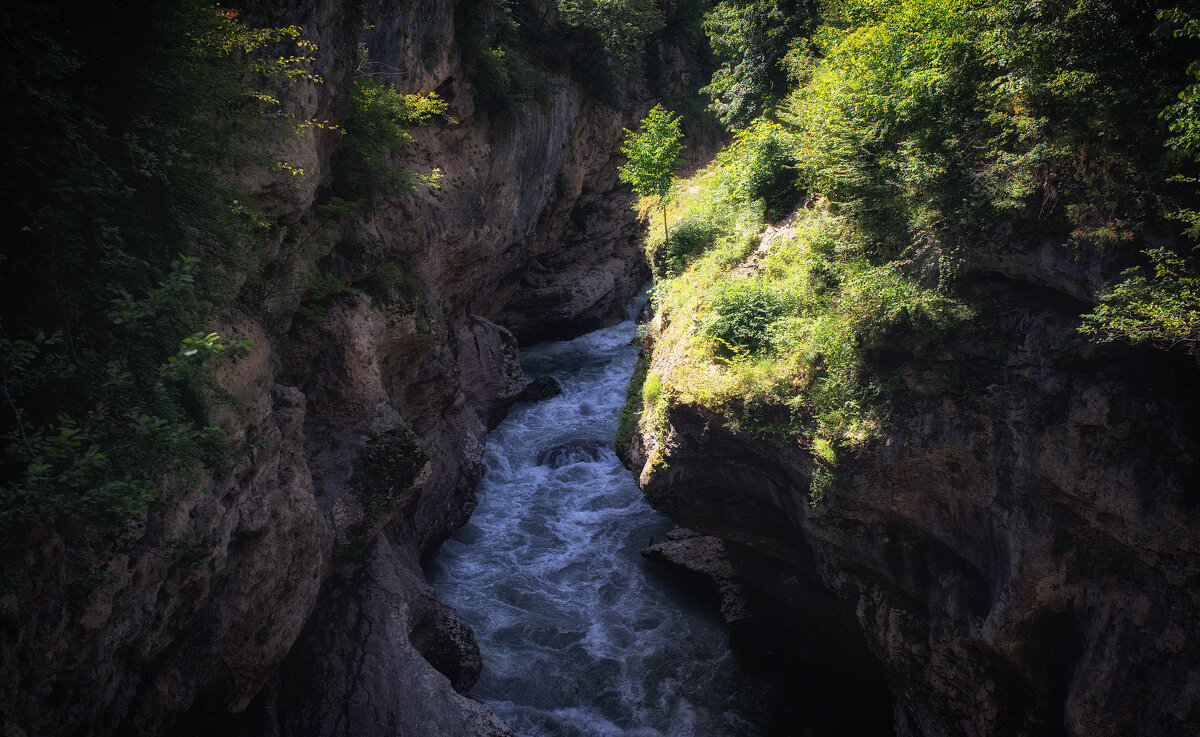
<box><xmin>1</xmin><ymin>0</ymin><xmax>658</xmax><ymax>734</ymax></box>
<box><xmin>641</xmin><ymin>527</ymin><xmax>749</xmax><ymax>625</ymax></box>
<box><xmin>219</xmin><ymin>538</ymin><xmax>512</xmax><ymax>737</ymax></box>
<box><xmin>635</xmin><ymin>237</ymin><xmax>1200</xmax><ymax>737</ymax></box>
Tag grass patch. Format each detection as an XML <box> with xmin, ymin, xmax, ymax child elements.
<box><xmin>615</xmin><ymin>350</ymin><xmax>651</xmax><ymax>468</ymax></box>
<box><xmin>642</xmin><ymin>134</ymin><xmax>971</xmax><ymax>502</ymax></box>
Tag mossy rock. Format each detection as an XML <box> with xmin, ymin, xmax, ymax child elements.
<box><xmin>350</xmin><ymin>425</ymin><xmax>427</xmax><ymax>509</ymax></box>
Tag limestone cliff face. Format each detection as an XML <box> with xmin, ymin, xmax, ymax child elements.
<box><xmin>1</xmin><ymin>1</ymin><xmax>653</xmax><ymax>735</ymax></box>
<box><xmin>635</xmin><ymin>235</ymin><xmax>1200</xmax><ymax>736</ymax></box>
<box><xmin>230</xmin><ymin>2</ymin><xmax>654</xmax><ymax>734</ymax></box>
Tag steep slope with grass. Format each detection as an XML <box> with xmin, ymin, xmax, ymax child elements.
<box><xmin>628</xmin><ymin>1</ymin><xmax>1200</xmax><ymax>735</ymax></box>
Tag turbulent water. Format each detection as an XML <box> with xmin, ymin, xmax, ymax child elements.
<box><xmin>426</xmin><ymin>305</ymin><xmax>773</xmax><ymax>737</ymax></box>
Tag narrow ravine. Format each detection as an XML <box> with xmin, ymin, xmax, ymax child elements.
<box><xmin>426</xmin><ymin>303</ymin><xmax>775</xmax><ymax>737</ymax></box>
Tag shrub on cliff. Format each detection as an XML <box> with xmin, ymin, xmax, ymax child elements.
<box><xmin>702</xmin><ymin>277</ymin><xmax>793</xmax><ymax>356</ymax></box>
<box><xmin>334</xmin><ymin>426</ymin><xmax>428</xmax><ymax>565</ymax></box>
<box><xmin>0</xmin><ymin>1</ymin><xmax>317</xmax><ymax>530</ymax></box>
<box><xmin>327</xmin><ymin>79</ymin><xmax>451</xmax><ymax>208</ymax></box>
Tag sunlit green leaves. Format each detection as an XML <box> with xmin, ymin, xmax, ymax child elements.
<box><xmin>1080</xmin><ymin>248</ymin><xmax>1200</xmax><ymax>353</ymax></box>
<box><xmin>702</xmin><ymin>0</ymin><xmax>818</xmax><ymax>127</ymax></box>
<box><xmin>330</xmin><ymin>79</ymin><xmax>451</xmax><ymax>206</ymax></box>
<box><xmin>619</xmin><ymin>104</ymin><xmax>685</xmax><ymax>202</ymax></box>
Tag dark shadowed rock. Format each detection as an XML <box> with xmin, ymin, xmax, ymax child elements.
<box><xmin>637</xmin><ymin>271</ymin><xmax>1200</xmax><ymax>736</ymax></box>
<box><xmin>641</xmin><ymin>527</ymin><xmax>749</xmax><ymax>625</ymax></box>
<box><xmin>537</xmin><ymin>439</ymin><xmax>607</xmax><ymax>468</ymax></box>
<box><xmin>517</xmin><ymin>376</ymin><xmax>564</xmax><ymax>403</ymax></box>
<box><xmin>219</xmin><ymin>538</ymin><xmax>512</xmax><ymax>737</ymax></box>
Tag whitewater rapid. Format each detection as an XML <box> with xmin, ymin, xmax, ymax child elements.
<box><xmin>426</xmin><ymin>304</ymin><xmax>772</xmax><ymax>737</ymax></box>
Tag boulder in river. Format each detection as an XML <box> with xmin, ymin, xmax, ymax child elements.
<box><xmin>517</xmin><ymin>376</ymin><xmax>563</xmax><ymax>402</ymax></box>
<box><xmin>537</xmin><ymin>439</ymin><xmax>608</xmax><ymax>468</ymax></box>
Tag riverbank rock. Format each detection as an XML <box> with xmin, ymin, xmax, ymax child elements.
<box><xmin>635</xmin><ymin>237</ymin><xmax>1200</xmax><ymax>736</ymax></box>
<box><xmin>641</xmin><ymin>527</ymin><xmax>749</xmax><ymax>625</ymax></box>
<box><xmin>214</xmin><ymin>538</ymin><xmax>512</xmax><ymax>737</ymax></box>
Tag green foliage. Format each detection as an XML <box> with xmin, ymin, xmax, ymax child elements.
<box><xmin>454</xmin><ymin>0</ymin><xmax>551</xmax><ymax>112</ymax></box>
<box><xmin>642</xmin><ymin>371</ymin><xmax>664</xmax><ymax>407</ymax></box>
<box><xmin>473</xmin><ymin>43</ymin><xmax>542</xmax><ymax>110</ymax></box>
<box><xmin>1</xmin><ymin>288</ymin><xmax>251</xmax><ymax>528</ymax></box>
<box><xmin>1080</xmin><ymin>248</ymin><xmax>1200</xmax><ymax>353</ymax></box>
<box><xmin>615</xmin><ymin>350</ymin><xmax>651</xmax><ymax>467</ymax></box>
<box><xmin>702</xmin><ymin>0</ymin><xmax>818</xmax><ymax>127</ymax></box>
<box><xmin>702</xmin><ymin>277</ymin><xmax>792</xmax><ymax>355</ymax></box>
<box><xmin>329</xmin><ymin>79</ymin><xmax>451</xmax><ymax>207</ymax></box>
<box><xmin>0</xmin><ymin>1</ymin><xmax>313</xmax><ymax>530</ymax></box>
<box><xmin>556</xmin><ymin>0</ymin><xmax>665</xmax><ymax>72</ymax></box>
<box><xmin>333</xmin><ymin>425</ymin><xmax>427</xmax><ymax>565</ymax></box>
<box><xmin>712</xmin><ymin>119</ymin><xmax>800</xmax><ymax>219</ymax></box>
<box><xmin>781</xmin><ymin>0</ymin><xmax>993</xmax><ymax>260</ymax></box>
<box><xmin>621</xmin><ymin>104</ymin><xmax>687</xmax><ymax>263</ymax></box>
<box><xmin>638</xmin><ymin>0</ymin><xmax>1200</xmax><ymax>513</ymax></box>
<box><xmin>654</xmin><ymin>216</ymin><xmax>719</xmax><ymax>277</ymax></box>
<box><xmin>293</xmin><ymin>268</ymin><xmax>348</xmax><ymax>326</ymax></box>
<box><xmin>1074</xmin><ymin>8</ymin><xmax>1200</xmax><ymax>352</ymax></box>
<box><xmin>454</xmin><ymin>0</ymin><xmax>695</xmax><ymax>107</ymax></box>
<box><xmin>620</xmin><ymin>105</ymin><xmax>686</xmax><ymax>202</ymax></box>
<box><xmin>349</xmin><ymin>426</ymin><xmax>427</xmax><ymax>502</ymax></box>
<box><xmin>646</xmin><ymin>150</ymin><xmax>970</xmax><ymax>498</ymax></box>
<box><xmin>1161</xmin><ymin>8</ymin><xmax>1200</xmax><ymax>155</ymax></box>
<box><xmin>361</xmin><ymin>263</ymin><xmax>424</xmax><ymax>314</ymax></box>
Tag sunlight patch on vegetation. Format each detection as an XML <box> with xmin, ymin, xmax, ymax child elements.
<box><xmin>634</xmin><ymin>0</ymin><xmax>1200</xmax><ymax>504</ymax></box>
<box><xmin>642</xmin><ymin>135</ymin><xmax>970</xmax><ymax>501</ymax></box>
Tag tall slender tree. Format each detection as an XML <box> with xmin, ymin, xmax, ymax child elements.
<box><xmin>619</xmin><ymin>104</ymin><xmax>685</xmax><ymax>248</ymax></box>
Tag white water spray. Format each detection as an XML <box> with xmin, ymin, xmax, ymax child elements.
<box><xmin>427</xmin><ymin>305</ymin><xmax>772</xmax><ymax>737</ymax></box>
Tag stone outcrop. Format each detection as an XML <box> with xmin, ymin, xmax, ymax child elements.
<box><xmin>516</xmin><ymin>376</ymin><xmax>564</xmax><ymax>403</ymax></box>
<box><xmin>641</xmin><ymin>527</ymin><xmax>750</xmax><ymax>625</ymax></box>
<box><xmin>634</xmin><ymin>235</ymin><xmax>1200</xmax><ymax>736</ymax></box>
<box><xmin>1</xmin><ymin>0</ymin><xmax>657</xmax><ymax>734</ymax></box>
<box><xmin>211</xmin><ymin>536</ymin><xmax>512</xmax><ymax>737</ymax></box>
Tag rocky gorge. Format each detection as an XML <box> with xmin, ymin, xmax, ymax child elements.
<box><xmin>2</xmin><ymin>1</ymin><xmax>1199</xmax><ymax>737</ymax></box>
<box><xmin>2</xmin><ymin>0</ymin><xmax>665</xmax><ymax>734</ymax></box>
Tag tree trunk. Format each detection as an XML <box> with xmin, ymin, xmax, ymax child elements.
<box><xmin>663</xmin><ymin>207</ymin><xmax>669</xmax><ymax>250</ymax></box>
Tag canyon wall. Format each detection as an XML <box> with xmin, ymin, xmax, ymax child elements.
<box><xmin>0</xmin><ymin>1</ymin><xmax>657</xmax><ymax>735</ymax></box>
<box><xmin>634</xmin><ymin>232</ymin><xmax>1200</xmax><ymax>736</ymax></box>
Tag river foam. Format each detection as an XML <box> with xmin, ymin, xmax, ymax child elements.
<box><xmin>426</xmin><ymin>309</ymin><xmax>772</xmax><ymax>737</ymax></box>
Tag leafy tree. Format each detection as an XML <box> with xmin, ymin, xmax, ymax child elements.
<box><xmin>619</xmin><ymin>104</ymin><xmax>686</xmax><ymax>249</ymax></box>
<box><xmin>1076</xmin><ymin>7</ymin><xmax>1200</xmax><ymax>353</ymax></box>
<box><xmin>329</xmin><ymin>79</ymin><xmax>452</xmax><ymax>207</ymax></box>
<box><xmin>1161</xmin><ymin>8</ymin><xmax>1200</xmax><ymax>158</ymax></box>
<box><xmin>702</xmin><ymin>0</ymin><xmax>818</xmax><ymax>127</ymax></box>
<box><xmin>556</xmin><ymin>0</ymin><xmax>665</xmax><ymax>72</ymax></box>
<box><xmin>1080</xmin><ymin>248</ymin><xmax>1200</xmax><ymax>353</ymax></box>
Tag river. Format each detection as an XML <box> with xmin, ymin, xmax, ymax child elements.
<box><xmin>426</xmin><ymin>302</ymin><xmax>775</xmax><ymax>737</ymax></box>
